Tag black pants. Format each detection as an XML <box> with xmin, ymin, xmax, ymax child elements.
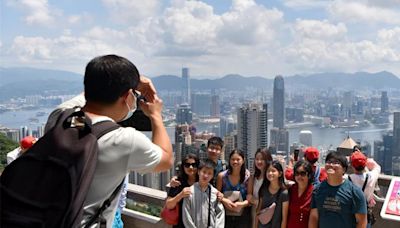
<box><xmin>225</xmin><ymin>207</ymin><xmax>251</xmax><ymax>228</ymax></box>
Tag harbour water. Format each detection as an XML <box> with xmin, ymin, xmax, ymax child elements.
<box><xmin>0</xmin><ymin>108</ymin><xmax>392</xmax><ymax>152</ymax></box>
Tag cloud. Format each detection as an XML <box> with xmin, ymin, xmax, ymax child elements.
<box><xmin>8</xmin><ymin>33</ymin><xmax>134</xmax><ymax>64</ymax></box>
<box><xmin>328</xmin><ymin>0</ymin><xmax>400</xmax><ymax>25</ymax></box>
<box><xmin>283</xmin><ymin>0</ymin><xmax>331</xmax><ymax>9</ymax></box>
<box><xmin>364</xmin><ymin>0</ymin><xmax>400</xmax><ymax>8</ymax></box>
<box><xmin>102</xmin><ymin>0</ymin><xmax>160</xmax><ymax>24</ymax></box>
<box><xmin>293</xmin><ymin>19</ymin><xmax>347</xmax><ymax>40</ymax></box>
<box><xmin>285</xmin><ymin>19</ymin><xmax>400</xmax><ymax>73</ymax></box>
<box><xmin>7</xmin><ymin>0</ymin><xmax>59</xmax><ymax>26</ymax></box>
<box><xmin>219</xmin><ymin>2</ymin><xmax>284</xmax><ymax>45</ymax></box>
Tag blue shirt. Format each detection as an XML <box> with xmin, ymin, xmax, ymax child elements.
<box><xmin>311</xmin><ymin>179</ymin><xmax>367</xmax><ymax>228</ymax></box>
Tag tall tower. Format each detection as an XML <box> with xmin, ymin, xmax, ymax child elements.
<box><xmin>237</xmin><ymin>103</ymin><xmax>268</xmax><ymax>171</ymax></box>
<box><xmin>176</xmin><ymin>104</ymin><xmax>193</xmax><ymax>124</ymax></box>
<box><xmin>182</xmin><ymin>68</ymin><xmax>191</xmax><ymax>104</ymax></box>
<box><xmin>273</xmin><ymin>75</ymin><xmax>285</xmax><ymax>129</ymax></box>
<box><xmin>381</xmin><ymin>91</ymin><xmax>389</xmax><ymax>113</ymax></box>
<box><xmin>392</xmin><ymin>112</ymin><xmax>400</xmax><ymax>175</ymax></box>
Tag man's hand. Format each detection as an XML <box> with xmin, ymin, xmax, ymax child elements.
<box><xmin>136</xmin><ymin>75</ymin><xmax>157</xmax><ymax>102</ymax></box>
<box><xmin>139</xmin><ymin>97</ymin><xmax>163</xmax><ymax>119</ymax></box>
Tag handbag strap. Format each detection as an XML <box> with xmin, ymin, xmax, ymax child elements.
<box><xmin>362</xmin><ymin>174</ymin><xmax>369</xmax><ymax>192</ymax></box>
<box><xmin>208</xmin><ymin>185</ymin><xmax>211</xmax><ymax>227</ymax></box>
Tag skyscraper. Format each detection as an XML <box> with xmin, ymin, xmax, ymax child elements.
<box><xmin>392</xmin><ymin>112</ymin><xmax>400</xmax><ymax>175</ymax></box>
<box><xmin>237</xmin><ymin>103</ymin><xmax>268</xmax><ymax>171</ymax></box>
<box><xmin>211</xmin><ymin>95</ymin><xmax>220</xmax><ymax>117</ymax></box>
<box><xmin>176</xmin><ymin>103</ymin><xmax>193</xmax><ymax>124</ymax></box>
<box><xmin>270</xmin><ymin>127</ymin><xmax>289</xmax><ymax>154</ymax></box>
<box><xmin>273</xmin><ymin>75</ymin><xmax>285</xmax><ymax>129</ymax></box>
<box><xmin>191</xmin><ymin>93</ymin><xmax>212</xmax><ymax>116</ymax></box>
<box><xmin>182</xmin><ymin>68</ymin><xmax>191</xmax><ymax>104</ymax></box>
<box><xmin>381</xmin><ymin>91</ymin><xmax>389</xmax><ymax>113</ymax></box>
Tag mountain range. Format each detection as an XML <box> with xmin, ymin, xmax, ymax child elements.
<box><xmin>1</xmin><ymin>67</ymin><xmax>399</xmax><ymax>101</ymax></box>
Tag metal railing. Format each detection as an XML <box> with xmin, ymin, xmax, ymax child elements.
<box><xmin>122</xmin><ymin>174</ymin><xmax>400</xmax><ymax>228</ymax></box>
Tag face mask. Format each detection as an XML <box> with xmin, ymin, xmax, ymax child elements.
<box><xmin>121</xmin><ymin>92</ymin><xmax>137</xmax><ymax>121</ymax></box>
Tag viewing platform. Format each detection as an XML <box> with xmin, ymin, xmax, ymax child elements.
<box><xmin>121</xmin><ymin>174</ymin><xmax>399</xmax><ymax>228</ymax></box>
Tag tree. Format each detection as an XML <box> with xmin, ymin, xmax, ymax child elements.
<box><xmin>0</xmin><ymin>133</ymin><xmax>19</xmax><ymax>171</ymax></box>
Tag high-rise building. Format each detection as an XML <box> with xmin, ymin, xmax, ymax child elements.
<box><xmin>176</xmin><ymin>104</ymin><xmax>193</xmax><ymax>124</ymax></box>
<box><xmin>4</xmin><ymin>129</ymin><xmax>20</xmax><ymax>142</ymax></box>
<box><xmin>220</xmin><ymin>116</ymin><xmax>236</xmax><ymax>137</ymax></box>
<box><xmin>237</xmin><ymin>103</ymin><xmax>268</xmax><ymax>171</ymax></box>
<box><xmin>270</xmin><ymin>127</ymin><xmax>289</xmax><ymax>154</ymax></box>
<box><xmin>20</xmin><ymin>126</ymin><xmax>30</xmax><ymax>140</ymax></box>
<box><xmin>286</xmin><ymin>107</ymin><xmax>304</xmax><ymax>123</ymax></box>
<box><xmin>392</xmin><ymin>112</ymin><xmax>400</xmax><ymax>175</ymax></box>
<box><xmin>381</xmin><ymin>91</ymin><xmax>389</xmax><ymax>113</ymax></box>
<box><xmin>175</xmin><ymin>124</ymin><xmax>192</xmax><ymax>167</ymax></box>
<box><xmin>273</xmin><ymin>75</ymin><xmax>285</xmax><ymax>129</ymax></box>
<box><xmin>191</xmin><ymin>93</ymin><xmax>212</xmax><ymax>116</ymax></box>
<box><xmin>299</xmin><ymin>130</ymin><xmax>312</xmax><ymax>147</ymax></box>
<box><xmin>211</xmin><ymin>95</ymin><xmax>220</xmax><ymax>117</ymax></box>
<box><xmin>223</xmin><ymin>134</ymin><xmax>236</xmax><ymax>162</ymax></box>
<box><xmin>383</xmin><ymin>133</ymin><xmax>394</xmax><ymax>174</ymax></box>
<box><xmin>182</xmin><ymin>67</ymin><xmax>191</xmax><ymax>104</ymax></box>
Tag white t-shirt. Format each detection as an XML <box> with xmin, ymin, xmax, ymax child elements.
<box><xmin>45</xmin><ymin>94</ymin><xmax>162</xmax><ymax>227</ymax></box>
<box><xmin>7</xmin><ymin>147</ymin><xmax>22</xmax><ymax>165</ymax></box>
<box><xmin>348</xmin><ymin>161</ymin><xmax>381</xmax><ymax>207</ymax></box>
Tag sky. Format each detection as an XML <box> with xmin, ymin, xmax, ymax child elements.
<box><xmin>1</xmin><ymin>0</ymin><xmax>400</xmax><ymax>78</ymax></box>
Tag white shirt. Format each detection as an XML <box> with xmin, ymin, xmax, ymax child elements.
<box><xmin>7</xmin><ymin>147</ymin><xmax>22</xmax><ymax>165</ymax></box>
<box><xmin>45</xmin><ymin>94</ymin><xmax>163</xmax><ymax>227</ymax></box>
<box><xmin>348</xmin><ymin>159</ymin><xmax>381</xmax><ymax>207</ymax></box>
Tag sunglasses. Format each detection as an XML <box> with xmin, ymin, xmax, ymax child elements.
<box><xmin>184</xmin><ymin>162</ymin><xmax>198</xmax><ymax>168</ymax></box>
<box><xmin>295</xmin><ymin>171</ymin><xmax>308</xmax><ymax>177</ymax></box>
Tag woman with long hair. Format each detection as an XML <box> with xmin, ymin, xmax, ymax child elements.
<box><xmin>164</xmin><ymin>153</ymin><xmax>199</xmax><ymax>228</ymax></box>
<box><xmin>216</xmin><ymin>149</ymin><xmax>251</xmax><ymax>228</ymax></box>
<box><xmin>257</xmin><ymin>160</ymin><xmax>289</xmax><ymax>228</ymax></box>
<box><xmin>247</xmin><ymin>148</ymin><xmax>273</xmax><ymax>228</ymax></box>
<box><xmin>287</xmin><ymin>160</ymin><xmax>314</xmax><ymax>228</ymax></box>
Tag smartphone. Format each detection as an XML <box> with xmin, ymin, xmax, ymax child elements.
<box><xmin>294</xmin><ymin>149</ymin><xmax>300</xmax><ymax>162</ymax></box>
<box><xmin>118</xmin><ymin>95</ymin><xmax>152</xmax><ymax>131</ymax></box>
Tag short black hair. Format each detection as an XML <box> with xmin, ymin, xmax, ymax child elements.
<box><xmin>84</xmin><ymin>55</ymin><xmax>140</xmax><ymax>104</ymax></box>
<box><xmin>207</xmin><ymin>136</ymin><xmax>224</xmax><ymax>148</ymax></box>
<box><xmin>325</xmin><ymin>152</ymin><xmax>348</xmax><ymax>172</ymax></box>
<box><xmin>198</xmin><ymin>159</ymin><xmax>216</xmax><ymax>173</ymax></box>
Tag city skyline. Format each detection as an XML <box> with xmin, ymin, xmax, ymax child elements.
<box><xmin>2</xmin><ymin>0</ymin><xmax>400</xmax><ymax>77</ymax></box>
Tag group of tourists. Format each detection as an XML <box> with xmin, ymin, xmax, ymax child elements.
<box><xmin>164</xmin><ymin>137</ymin><xmax>381</xmax><ymax>228</ymax></box>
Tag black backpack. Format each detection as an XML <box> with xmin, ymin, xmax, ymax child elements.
<box><xmin>0</xmin><ymin>108</ymin><xmax>120</xmax><ymax>228</ymax></box>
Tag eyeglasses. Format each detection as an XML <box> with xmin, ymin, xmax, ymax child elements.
<box><xmin>326</xmin><ymin>160</ymin><xmax>341</xmax><ymax>165</ymax></box>
<box><xmin>295</xmin><ymin>171</ymin><xmax>308</xmax><ymax>177</ymax></box>
<box><xmin>184</xmin><ymin>162</ymin><xmax>198</xmax><ymax>168</ymax></box>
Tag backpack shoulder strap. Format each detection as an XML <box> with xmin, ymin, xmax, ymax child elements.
<box><xmin>348</xmin><ymin>175</ymin><xmax>352</xmax><ymax>182</ymax></box>
<box><xmin>91</xmin><ymin>121</ymin><xmax>120</xmax><ymax>139</ymax></box>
